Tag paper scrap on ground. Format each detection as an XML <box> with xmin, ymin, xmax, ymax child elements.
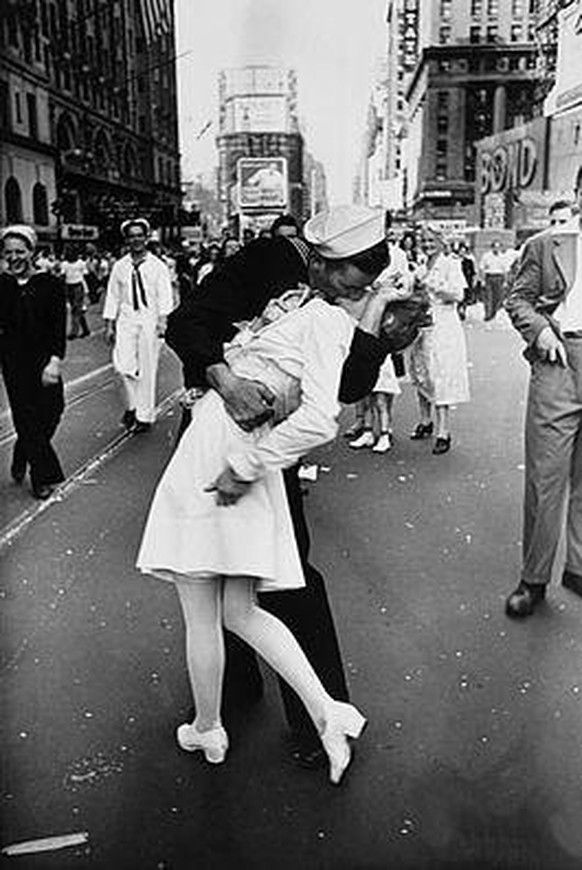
<box><xmin>298</xmin><ymin>464</ymin><xmax>318</xmax><ymax>481</ymax></box>
<box><xmin>1</xmin><ymin>832</ymin><xmax>89</xmax><ymax>856</ymax></box>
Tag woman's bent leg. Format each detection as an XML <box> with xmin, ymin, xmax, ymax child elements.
<box><xmin>223</xmin><ymin>578</ymin><xmax>366</xmax><ymax>783</ymax></box>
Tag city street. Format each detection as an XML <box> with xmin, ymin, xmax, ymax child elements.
<box><xmin>2</xmin><ymin>307</ymin><xmax>582</xmax><ymax>870</ymax></box>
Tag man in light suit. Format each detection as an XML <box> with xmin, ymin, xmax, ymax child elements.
<box><xmin>504</xmin><ymin>166</ymin><xmax>582</xmax><ymax>617</ymax></box>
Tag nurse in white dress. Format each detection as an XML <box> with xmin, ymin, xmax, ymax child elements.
<box><xmin>408</xmin><ymin>226</ymin><xmax>470</xmax><ymax>455</ymax></box>
<box><xmin>137</xmin><ymin>212</ymin><xmax>398</xmax><ymax>785</ymax></box>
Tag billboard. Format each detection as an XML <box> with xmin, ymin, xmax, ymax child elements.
<box><xmin>237</xmin><ymin>157</ymin><xmax>288</xmax><ymax>210</ymax></box>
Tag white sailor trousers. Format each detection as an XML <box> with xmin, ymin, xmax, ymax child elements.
<box><xmin>113</xmin><ymin>312</ymin><xmax>161</xmax><ymax>423</ymax></box>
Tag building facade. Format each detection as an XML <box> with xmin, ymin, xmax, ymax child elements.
<box><xmin>472</xmin><ymin>0</ymin><xmax>581</xmax><ymax>237</ymax></box>
<box><xmin>215</xmin><ymin>65</ymin><xmax>307</xmax><ymax>233</ymax></box>
<box><xmin>403</xmin><ymin>0</ymin><xmax>545</xmax><ymax>226</ymax></box>
<box><xmin>0</xmin><ymin>0</ymin><xmax>181</xmax><ymax>248</ymax></box>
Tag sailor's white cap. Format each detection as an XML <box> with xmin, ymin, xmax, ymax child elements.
<box><xmin>303</xmin><ymin>205</ymin><xmax>386</xmax><ymax>259</ymax></box>
<box><xmin>120</xmin><ymin>217</ymin><xmax>151</xmax><ymax>237</ymax></box>
<box><xmin>0</xmin><ymin>224</ymin><xmax>37</xmax><ymax>249</ymax></box>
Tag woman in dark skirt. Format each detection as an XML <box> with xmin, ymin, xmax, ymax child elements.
<box><xmin>0</xmin><ymin>225</ymin><xmax>67</xmax><ymax>499</ymax></box>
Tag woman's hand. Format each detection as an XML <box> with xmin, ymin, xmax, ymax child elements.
<box><xmin>41</xmin><ymin>357</ymin><xmax>61</xmax><ymax>386</ymax></box>
<box><xmin>156</xmin><ymin>316</ymin><xmax>167</xmax><ymax>339</ymax></box>
<box><xmin>205</xmin><ymin>466</ymin><xmax>252</xmax><ymax>506</ymax></box>
<box><xmin>104</xmin><ymin>320</ymin><xmax>116</xmax><ymax>345</ymax></box>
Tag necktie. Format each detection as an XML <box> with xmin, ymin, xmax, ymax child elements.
<box><xmin>131</xmin><ymin>262</ymin><xmax>148</xmax><ymax>311</ymax></box>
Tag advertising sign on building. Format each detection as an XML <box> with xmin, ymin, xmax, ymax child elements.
<box><xmin>477</xmin><ymin>118</ymin><xmax>548</xmax><ymax>198</ymax></box>
<box><xmin>237</xmin><ymin>157</ymin><xmax>288</xmax><ymax>210</ymax></box>
<box><xmin>230</xmin><ymin>96</ymin><xmax>287</xmax><ymax>133</ymax></box>
<box><xmin>475</xmin><ymin>117</ymin><xmax>549</xmax><ymax>229</ymax></box>
<box><xmin>545</xmin><ymin>0</ymin><xmax>582</xmax><ymax>117</ymax></box>
<box><xmin>61</xmin><ymin>224</ymin><xmax>99</xmax><ymax>241</ymax></box>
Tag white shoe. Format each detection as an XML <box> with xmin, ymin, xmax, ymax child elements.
<box><xmin>348</xmin><ymin>430</ymin><xmax>375</xmax><ymax>449</ymax></box>
<box><xmin>372</xmin><ymin>432</ymin><xmax>392</xmax><ymax>453</ymax></box>
<box><xmin>319</xmin><ymin>702</ymin><xmax>367</xmax><ymax>785</ymax></box>
<box><xmin>176</xmin><ymin>723</ymin><xmax>229</xmax><ymax>764</ymax></box>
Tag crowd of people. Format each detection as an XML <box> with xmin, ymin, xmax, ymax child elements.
<box><xmin>0</xmin><ymin>178</ymin><xmax>580</xmax><ymax>786</ymax></box>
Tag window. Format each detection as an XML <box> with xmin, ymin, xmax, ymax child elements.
<box><xmin>435</xmin><ymin>140</ymin><xmax>448</xmax><ymax>180</ymax></box>
<box><xmin>439</xmin><ymin>25</ymin><xmax>451</xmax><ymax>44</ymax></box>
<box><xmin>5</xmin><ymin>177</ymin><xmax>23</xmax><ymax>223</ymax></box>
<box><xmin>440</xmin><ymin>0</ymin><xmax>452</xmax><ymax>19</ymax></box>
<box><xmin>0</xmin><ymin>81</ymin><xmax>9</xmax><ymax>130</ymax></box>
<box><xmin>486</xmin><ymin>24</ymin><xmax>498</xmax><ymax>41</ymax></box>
<box><xmin>487</xmin><ymin>0</ymin><xmax>498</xmax><ymax>15</ymax></box>
<box><xmin>33</xmin><ymin>183</ymin><xmax>49</xmax><ymax>225</ymax></box>
<box><xmin>437</xmin><ymin>115</ymin><xmax>449</xmax><ymax>134</ymax></box>
<box><xmin>27</xmin><ymin>93</ymin><xmax>37</xmax><ymax>139</ymax></box>
<box><xmin>512</xmin><ymin>0</ymin><xmax>524</xmax><ymax>15</ymax></box>
<box><xmin>529</xmin><ymin>0</ymin><xmax>538</xmax><ymax>13</ymax></box>
<box><xmin>470</xmin><ymin>25</ymin><xmax>481</xmax><ymax>43</ymax></box>
<box><xmin>511</xmin><ymin>24</ymin><xmax>522</xmax><ymax>41</ymax></box>
<box><xmin>471</xmin><ymin>0</ymin><xmax>482</xmax><ymax>15</ymax></box>
<box><xmin>14</xmin><ymin>91</ymin><xmax>22</xmax><ymax>124</ymax></box>
<box><xmin>437</xmin><ymin>91</ymin><xmax>450</xmax><ymax>113</ymax></box>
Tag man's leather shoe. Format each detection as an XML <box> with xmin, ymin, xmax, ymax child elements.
<box><xmin>290</xmin><ymin>740</ymin><xmax>328</xmax><ymax>770</ymax></box>
<box><xmin>32</xmin><ymin>483</ymin><xmax>56</xmax><ymax>500</ymax></box>
<box><xmin>505</xmin><ymin>581</ymin><xmax>546</xmax><ymax>618</ymax></box>
<box><xmin>121</xmin><ymin>409</ymin><xmax>136</xmax><ymax>429</ymax></box>
<box><xmin>562</xmin><ymin>570</ymin><xmax>582</xmax><ymax>598</ymax></box>
<box><xmin>11</xmin><ymin>458</ymin><xmax>26</xmax><ymax>484</ymax></box>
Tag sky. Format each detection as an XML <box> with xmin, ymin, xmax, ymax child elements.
<box><xmin>174</xmin><ymin>0</ymin><xmax>388</xmax><ymax>204</ymax></box>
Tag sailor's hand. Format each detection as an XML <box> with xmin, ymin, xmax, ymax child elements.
<box><xmin>205</xmin><ymin>466</ymin><xmax>252</xmax><ymax>506</ymax></box>
<box><xmin>536</xmin><ymin>326</ymin><xmax>568</xmax><ymax>367</ymax></box>
<box><xmin>41</xmin><ymin>358</ymin><xmax>61</xmax><ymax>386</ymax></box>
<box><xmin>207</xmin><ymin>364</ymin><xmax>275</xmax><ymax>431</ymax></box>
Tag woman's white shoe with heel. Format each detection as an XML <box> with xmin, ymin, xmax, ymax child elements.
<box><xmin>319</xmin><ymin>702</ymin><xmax>367</xmax><ymax>785</ymax></box>
<box><xmin>176</xmin><ymin>723</ymin><xmax>229</xmax><ymax>764</ymax></box>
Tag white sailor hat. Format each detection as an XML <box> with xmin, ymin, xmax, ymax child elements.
<box><xmin>0</xmin><ymin>224</ymin><xmax>37</xmax><ymax>249</ymax></box>
<box><xmin>303</xmin><ymin>205</ymin><xmax>386</xmax><ymax>259</ymax></box>
<box><xmin>120</xmin><ymin>217</ymin><xmax>151</xmax><ymax>237</ymax></box>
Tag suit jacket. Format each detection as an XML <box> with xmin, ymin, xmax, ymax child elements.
<box><xmin>165</xmin><ymin>235</ymin><xmax>388</xmax><ymax>404</ymax></box>
<box><xmin>505</xmin><ymin>224</ymin><xmax>578</xmax><ymax>358</ymax></box>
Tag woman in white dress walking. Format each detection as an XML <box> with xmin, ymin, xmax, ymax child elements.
<box><xmin>137</xmin><ymin>215</ymin><xmax>398</xmax><ymax>785</ymax></box>
<box><xmin>408</xmin><ymin>226</ymin><xmax>470</xmax><ymax>454</ymax></box>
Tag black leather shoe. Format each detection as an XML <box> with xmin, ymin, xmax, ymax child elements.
<box><xmin>432</xmin><ymin>435</ymin><xmax>451</xmax><ymax>455</ymax></box>
<box><xmin>11</xmin><ymin>458</ymin><xmax>27</xmax><ymax>485</ymax></box>
<box><xmin>410</xmin><ymin>422</ymin><xmax>434</xmax><ymax>440</ymax></box>
<box><xmin>121</xmin><ymin>409</ymin><xmax>136</xmax><ymax>429</ymax></box>
<box><xmin>32</xmin><ymin>483</ymin><xmax>56</xmax><ymax>500</ymax></box>
<box><xmin>562</xmin><ymin>570</ymin><xmax>582</xmax><ymax>598</ymax></box>
<box><xmin>134</xmin><ymin>420</ymin><xmax>152</xmax><ymax>433</ymax></box>
<box><xmin>290</xmin><ymin>740</ymin><xmax>328</xmax><ymax>770</ymax></box>
<box><xmin>505</xmin><ymin>581</ymin><xmax>547</xmax><ymax>618</ymax></box>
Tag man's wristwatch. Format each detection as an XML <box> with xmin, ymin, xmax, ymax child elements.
<box><xmin>179</xmin><ymin>386</ymin><xmax>207</xmax><ymax>409</ymax></box>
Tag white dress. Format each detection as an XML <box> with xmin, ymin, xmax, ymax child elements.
<box><xmin>409</xmin><ymin>254</ymin><xmax>470</xmax><ymax>406</ymax></box>
<box><xmin>136</xmin><ymin>298</ymin><xmax>355</xmax><ymax>591</ymax></box>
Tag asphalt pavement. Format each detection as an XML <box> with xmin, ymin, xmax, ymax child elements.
<box><xmin>2</xmin><ymin>305</ymin><xmax>582</xmax><ymax>870</ymax></box>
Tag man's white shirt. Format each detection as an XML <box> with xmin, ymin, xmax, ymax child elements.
<box><xmin>103</xmin><ymin>252</ymin><xmax>174</xmax><ymax>321</ymax></box>
<box><xmin>553</xmin><ymin>217</ymin><xmax>582</xmax><ymax>333</ymax></box>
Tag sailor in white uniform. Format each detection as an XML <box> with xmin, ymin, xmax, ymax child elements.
<box><xmin>103</xmin><ymin>219</ymin><xmax>174</xmax><ymax>431</ymax></box>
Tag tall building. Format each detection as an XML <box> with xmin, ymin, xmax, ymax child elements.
<box><xmin>215</xmin><ymin>65</ymin><xmax>305</xmax><ymax>232</ymax></box>
<box><xmin>403</xmin><ymin>0</ymin><xmax>545</xmax><ymax>225</ymax></box>
<box><xmin>0</xmin><ymin>0</ymin><xmax>181</xmax><ymax>248</ymax></box>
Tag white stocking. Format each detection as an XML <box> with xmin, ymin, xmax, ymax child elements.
<box><xmin>175</xmin><ymin>577</ymin><xmax>224</xmax><ymax>731</ymax></box>
<box><xmin>223</xmin><ymin>577</ymin><xmax>332</xmax><ymax>730</ymax></box>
